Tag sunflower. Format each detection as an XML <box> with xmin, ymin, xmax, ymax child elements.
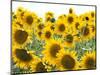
<box><xmin>42</xmin><ymin>26</ymin><xmax>53</xmax><ymax>41</ymax></box>
<box><xmin>58</xmin><ymin>14</ymin><xmax>67</xmax><ymax>20</ymax></box>
<box><xmin>80</xmin><ymin>51</ymin><xmax>96</xmax><ymax>70</ymax></box>
<box><xmin>55</xmin><ymin>18</ymin><xmax>67</xmax><ymax>35</ymax></box>
<box><xmin>87</xmin><ymin>21</ymin><xmax>96</xmax><ymax>39</ymax></box>
<box><xmin>70</xmin><ymin>17</ymin><xmax>84</xmax><ymax>42</ymax></box>
<box><xmin>35</xmin><ymin>22</ymin><xmax>44</xmax><ymax>32</ymax></box>
<box><xmin>15</xmin><ymin>7</ymin><xmax>26</xmax><ymax>21</ymax></box>
<box><xmin>45</xmin><ymin>21</ymin><xmax>55</xmax><ymax>31</ymax></box>
<box><xmin>63</xmin><ymin>30</ymin><xmax>76</xmax><ymax>48</ymax></box>
<box><xmin>12</xmin><ymin>12</ymin><xmax>17</xmax><ymax>21</ymax></box>
<box><xmin>79</xmin><ymin>11</ymin><xmax>95</xmax><ymax>24</ymax></box>
<box><xmin>12</xmin><ymin>17</ymin><xmax>25</xmax><ymax>29</ymax></box>
<box><xmin>35</xmin><ymin>30</ymin><xmax>43</xmax><ymax>40</ymax></box>
<box><xmin>12</xmin><ymin>26</ymin><xmax>31</xmax><ymax>47</ymax></box>
<box><xmin>69</xmin><ymin>8</ymin><xmax>74</xmax><ymax>14</ymax></box>
<box><xmin>45</xmin><ymin>12</ymin><xmax>54</xmax><ymax>22</ymax></box>
<box><xmin>12</xmin><ymin>46</ymin><xmax>37</xmax><ymax>69</ymax></box>
<box><xmin>90</xmin><ymin>11</ymin><xmax>96</xmax><ymax>22</ymax></box>
<box><xmin>42</xmin><ymin>39</ymin><xmax>63</xmax><ymax>66</ymax></box>
<box><xmin>56</xmin><ymin>49</ymin><xmax>79</xmax><ymax>71</ymax></box>
<box><xmin>72</xmin><ymin>16</ymin><xmax>83</xmax><ymax>31</ymax></box>
<box><xmin>79</xmin><ymin>24</ymin><xmax>92</xmax><ymax>40</ymax></box>
<box><xmin>66</xmin><ymin>8</ymin><xmax>77</xmax><ymax>26</ymax></box>
<box><xmin>22</xmin><ymin>10</ymin><xmax>38</xmax><ymax>30</ymax></box>
<box><xmin>30</xmin><ymin>58</ymin><xmax>50</xmax><ymax>73</ymax></box>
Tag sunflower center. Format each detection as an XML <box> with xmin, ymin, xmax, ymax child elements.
<box><xmin>61</xmin><ymin>55</ymin><xmax>75</xmax><ymax>69</ymax></box>
<box><xmin>45</xmin><ymin>31</ymin><xmax>51</xmax><ymax>39</ymax></box>
<box><xmin>36</xmin><ymin>62</ymin><xmax>47</xmax><ymax>72</ymax></box>
<box><xmin>85</xmin><ymin>17</ymin><xmax>89</xmax><ymax>21</ymax></box>
<box><xmin>69</xmin><ymin>8</ymin><xmax>73</xmax><ymax>13</ymax></box>
<box><xmin>75</xmin><ymin>22</ymin><xmax>79</xmax><ymax>29</ymax></box>
<box><xmin>59</xmin><ymin>24</ymin><xmax>65</xmax><ymax>32</ymax></box>
<box><xmin>85</xmin><ymin>57</ymin><xmax>96</xmax><ymax>69</ymax></box>
<box><xmin>65</xmin><ymin>34</ymin><xmax>73</xmax><ymax>43</ymax></box>
<box><xmin>15</xmin><ymin>49</ymin><xmax>32</xmax><ymax>62</ymax></box>
<box><xmin>50</xmin><ymin>44</ymin><xmax>61</xmax><ymax>57</ymax></box>
<box><xmin>14</xmin><ymin>30</ymin><xmax>28</xmax><ymax>44</ymax></box>
<box><xmin>38</xmin><ymin>31</ymin><xmax>42</xmax><ymax>37</ymax></box>
<box><xmin>81</xmin><ymin>27</ymin><xmax>89</xmax><ymax>36</ymax></box>
<box><xmin>68</xmin><ymin>16</ymin><xmax>73</xmax><ymax>24</ymax></box>
<box><xmin>91</xmin><ymin>12</ymin><xmax>94</xmax><ymax>18</ymax></box>
<box><xmin>50</xmin><ymin>25</ymin><xmax>55</xmax><ymax>30</ymax></box>
<box><xmin>46</xmin><ymin>17</ymin><xmax>50</xmax><ymax>21</ymax></box>
<box><xmin>38</xmin><ymin>24</ymin><xmax>44</xmax><ymax>30</ymax></box>
<box><xmin>26</xmin><ymin>15</ymin><xmax>33</xmax><ymax>25</ymax></box>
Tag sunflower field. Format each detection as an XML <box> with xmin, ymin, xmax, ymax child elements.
<box><xmin>12</xmin><ymin>7</ymin><xmax>96</xmax><ymax>74</ymax></box>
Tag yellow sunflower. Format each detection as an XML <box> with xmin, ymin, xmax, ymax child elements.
<box><xmin>42</xmin><ymin>39</ymin><xmax>64</xmax><ymax>66</ymax></box>
<box><xmin>42</xmin><ymin>26</ymin><xmax>53</xmax><ymax>41</ymax></box>
<box><xmin>15</xmin><ymin>7</ymin><xmax>26</xmax><ymax>21</ymax></box>
<box><xmin>12</xmin><ymin>46</ymin><xmax>37</xmax><ymax>69</ymax></box>
<box><xmin>55</xmin><ymin>18</ymin><xmax>67</xmax><ymax>35</ymax></box>
<box><xmin>12</xmin><ymin>12</ymin><xmax>17</xmax><ymax>21</ymax></box>
<box><xmin>90</xmin><ymin>11</ymin><xmax>96</xmax><ymax>22</ymax></box>
<box><xmin>69</xmin><ymin>8</ymin><xmax>74</xmax><ymax>14</ymax></box>
<box><xmin>87</xmin><ymin>21</ymin><xmax>96</xmax><ymax>39</ymax></box>
<box><xmin>30</xmin><ymin>58</ymin><xmax>50</xmax><ymax>73</ymax></box>
<box><xmin>34</xmin><ymin>30</ymin><xmax>43</xmax><ymax>40</ymax></box>
<box><xmin>44</xmin><ymin>21</ymin><xmax>55</xmax><ymax>31</ymax></box>
<box><xmin>45</xmin><ymin>12</ymin><xmax>54</xmax><ymax>22</ymax></box>
<box><xmin>12</xmin><ymin>26</ymin><xmax>31</xmax><ymax>47</ymax></box>
<box><xmin>58</xmin><ymin>14</ymin><xmax>67</xmax><ymax>20</ymax></box>
<box><xmin>63</xmin><ymin>30</ymin><xmax>76</xmax><ymax>48</ymax></box>
<box><xmin>35</xmin><ymin>22</ymin><xmax>44</xmax><ymax>32</ymax></box>
<box><xmin>22</xmin><ymin>10</ymin><xmax>38</xmax><ymax>30</ymax></box>
<box><xmin>80</xmin><ymin>51</ymin><xmax>96</xmax><ymax>70</ymax></box>
<box><xmin>70</xmin><ymin>17</ymin><xmax>84</xmax><ymax>42</ymax></box>
<box><xmin>66</xmin><ymin>8</ymin><xmax>77</xmax><ymax>26</ymax></box>
<box><xmin>56</xmin><ymin>49</ymin><xmax>79</xmax><ymax>71</ymax></box>
<box><xmin>79</xmin><ymin>24</ymin><xmax>92</xmax><ymax>40</ymax></box>
<box><xmin>79</xmin><ymin>11</ymin><xmax>95</xmax><ymax>24</ymax></box>
<box><xmin>72</xmin><ymin>16</ymin><xmax>84</xmax><ymax>31</ymax></box>
<box><xmin>12</xmin><ymin>17</ymin><xmax>25</xmax><ymax>29</ymax></box>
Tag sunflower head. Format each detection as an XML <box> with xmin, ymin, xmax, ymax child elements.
<box><xmin>55</xmin><ymin>19</ymin><xmax>67</xmax><ymax>35</ymax></box>
<box><xmin>80</xmin><ymin>25</ymin><xmax>92</xmax><ymax>40</ymax></box>
<box><xmin>15</xmin><ymin>49</ymin><xmax>33</xmax><ymax>62</ymax></box>
<box><xmin>35</xmin><ymin>31</ymin><xmax>43</xmax><ymax>40</ymax></box>
<box><xmin>12</xmin><ymin>27</ymin><xmax>31</xmax><ymax>47</ymax></box>
<box><xmin>65</xmin><ymin>34</ymin><xmax>73</xmax><ymax>43</ymax></box>
<box><xmin>80</xmin><ymin>51</ymin><xmax>96</xmax><ymax>70</ymax></box>
<box><xmin>30</xmin><ymin>58</ymin><xmax>48</xmax><ymax>73</ymax></box>
<box><xmin>69</xmin><ymin>8</ymin><xmax>75</xmax><ymax>14</ymax></box>
<box><xmin>61</xmin><ymin>54</ymin><xmax>76</xmax><ymax>70</ymax></box>
<box><xmin>22</xmin><ymin>10</ymin><xmax>38</xmax><ymax>30</ymax></box>
<box><xmin>35</xmin><ymin>62</ymin><xmax>47</xmax><ymax>72</ymax></box>
<box><xmin>56</xmin><ymin>49</ymin><xmax>79</xmax><ymax>71</ymax></box>
<box><xmin>64</xmin><ymin>32</ymin><xmax>75</xmax><ymax>48</ymax></box>
<box><xmin>45</xmin><ymin>12</ymin><xmax>54</xmax><ymax>22</ymax></box>
<box><xmin>42</xmin><ymin>26</ymin><xmax>53</xmax><ymax>41</ymax></box>
<box><xmin>15</xmin><ymin>7</ymin><xmax>26</xmax><ymax>21</ymax></box>
<box><xmin>15</xmin><ymin>30</ymin><xmax>28</xmax><ymax>44</ymax></box>
<box><xmin>42</xmin><ymin>39</ymin><xmax>63</xmax><ymax>66</ymax></box>
<box><xmin>66</xmin><ymin>10</ymin><xmax>77</xmax><ymax>25</ymax></box>
<box><xmin>12</xmin><ymin>47</ymin><xmax>36</xmax><ymax>69</ymax></box>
